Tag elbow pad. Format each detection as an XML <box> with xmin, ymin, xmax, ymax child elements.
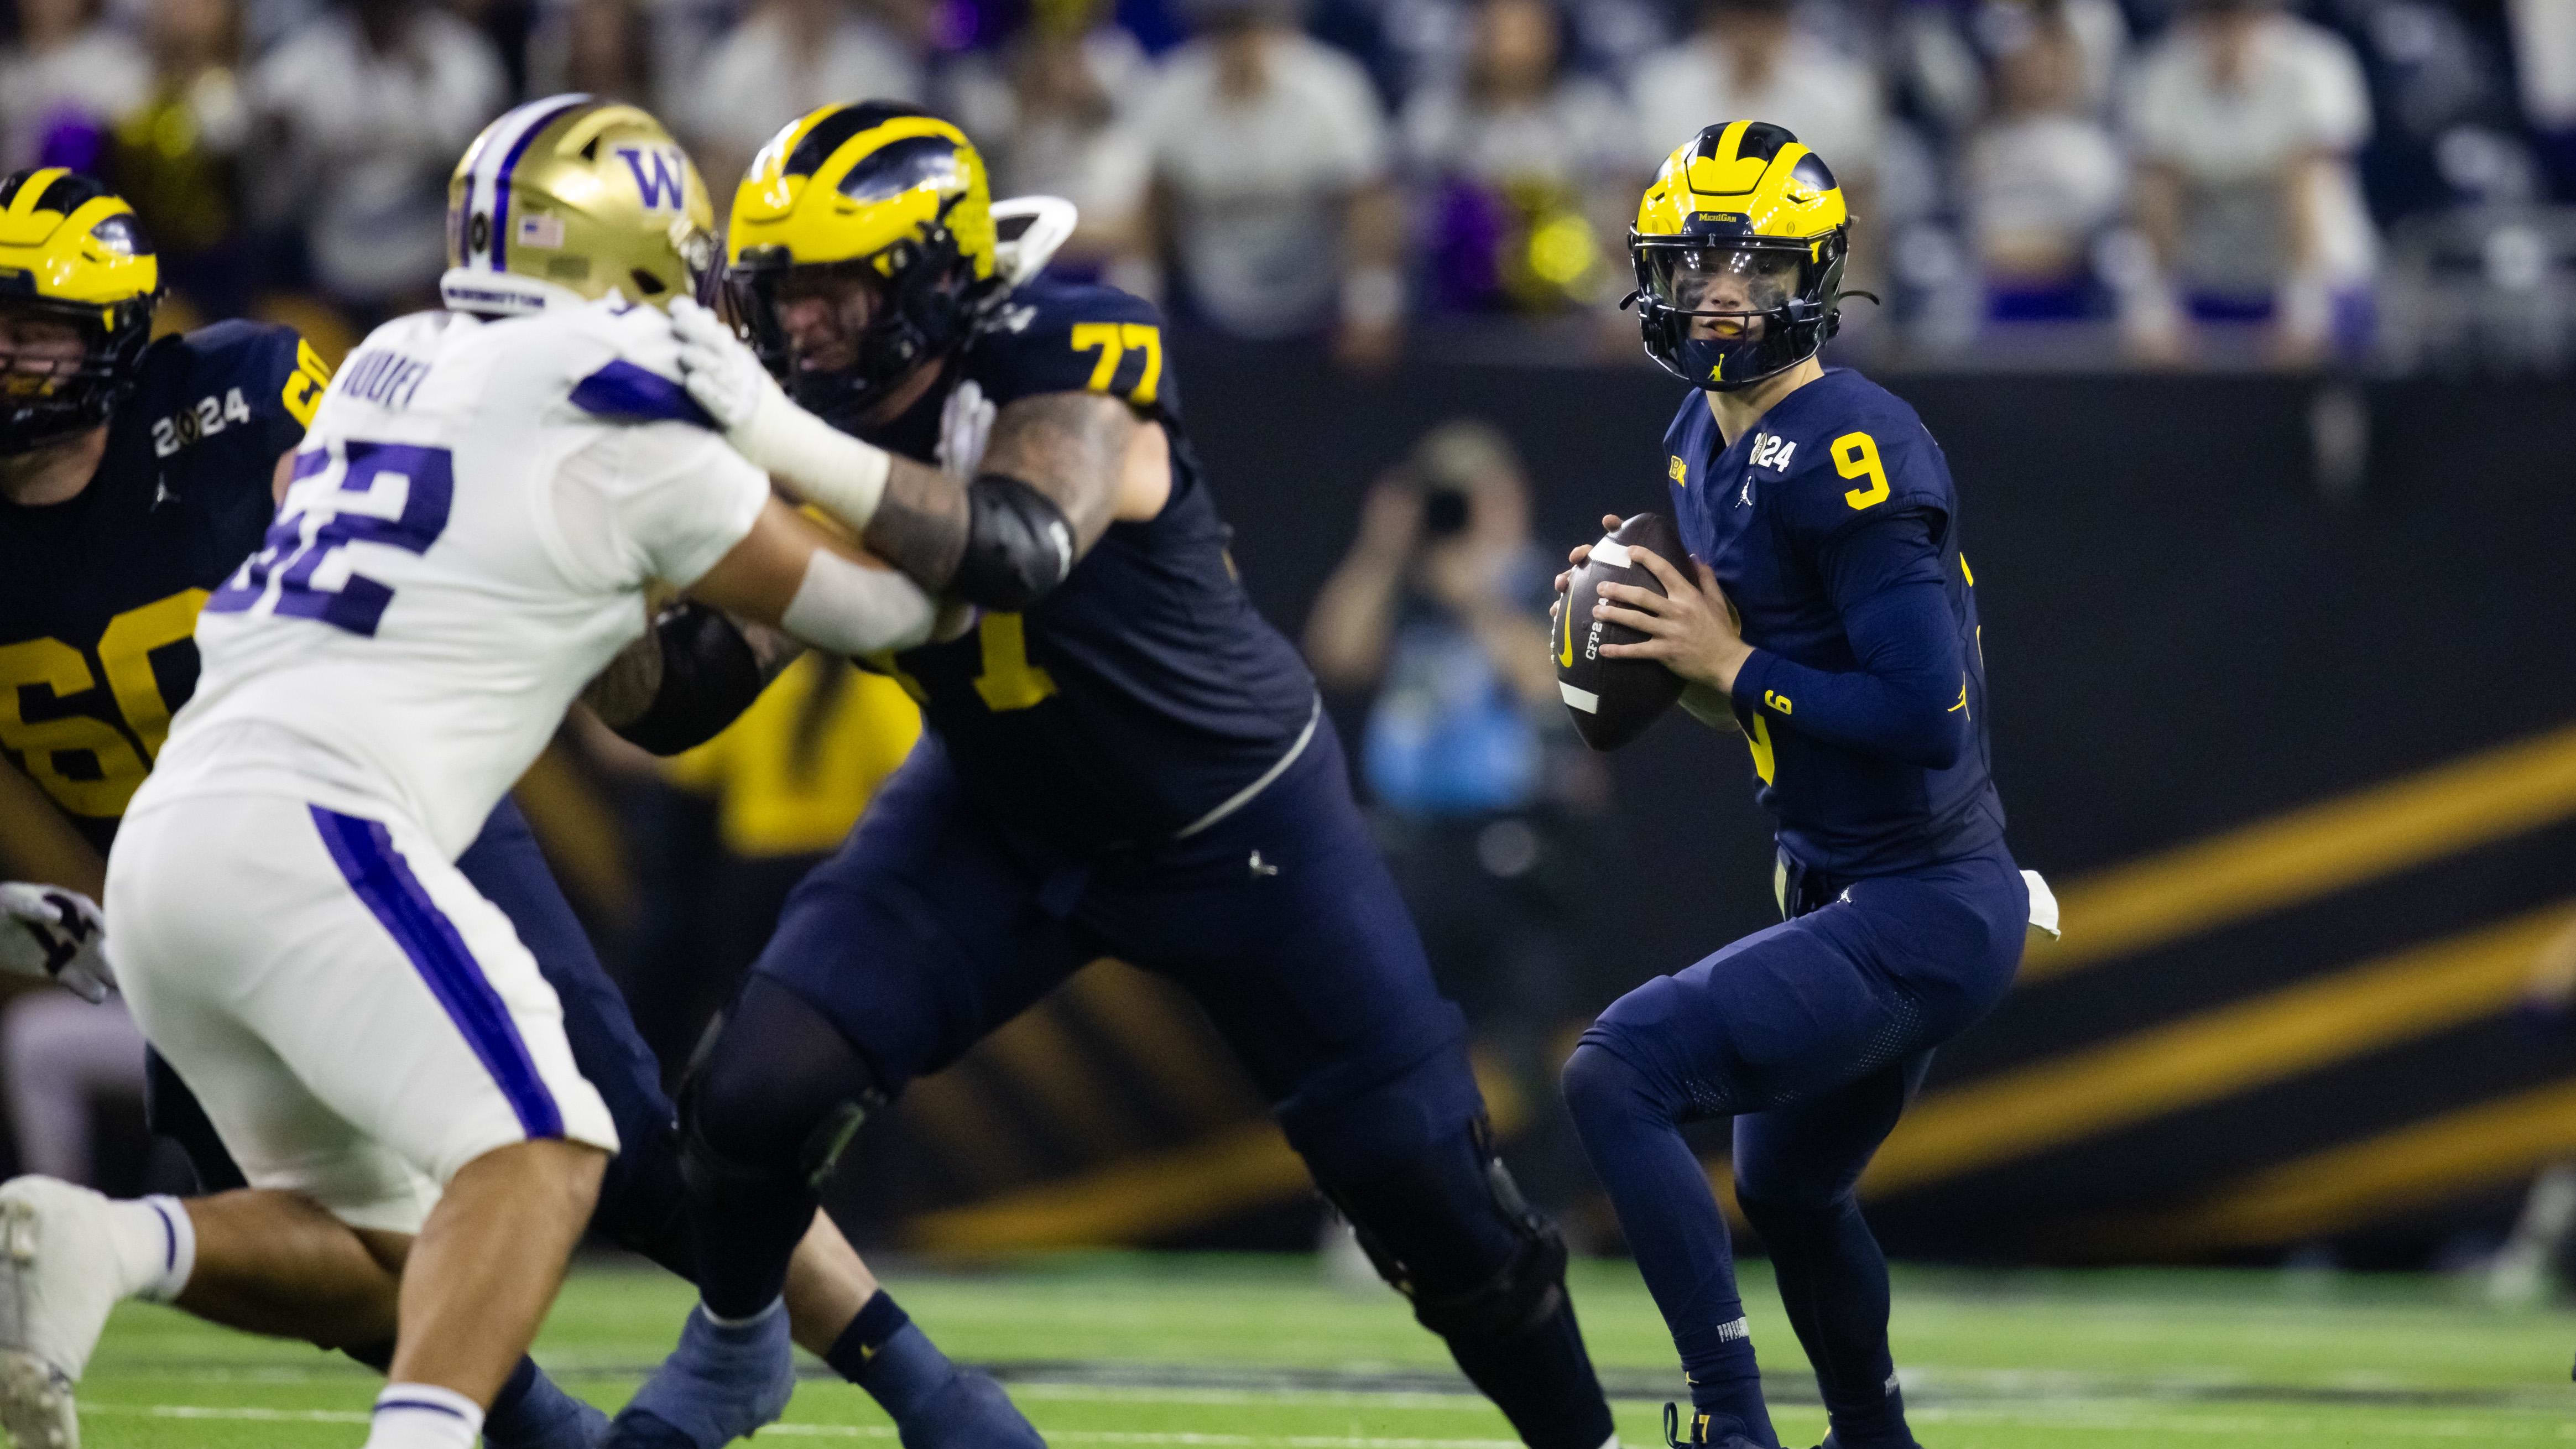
<box><xmin>617</xmin><ymin>602</ymin><xmax>765</xmax><ymax>757</ymax></box>
<box><xmin>954</xmin><ymin>472</ymin><xmax>1075</xmax><ymax>610</ymax></box>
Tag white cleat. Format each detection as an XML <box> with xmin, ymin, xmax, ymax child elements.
<box><xmin>0</xmin><ymin>1178</ymin><xmax>129</xmax><ymax>1449</ymax></box>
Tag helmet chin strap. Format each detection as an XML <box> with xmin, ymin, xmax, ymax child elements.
<box><xmin>438</xmin><ymin>267</ymin><xmax>599</xmax><ymax>318</ymax></box>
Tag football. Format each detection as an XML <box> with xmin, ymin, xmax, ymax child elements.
<box><xmin>1556</xmin><ymin>511</ymin><xmax>1689</xmax><ymax>750</ymax></box>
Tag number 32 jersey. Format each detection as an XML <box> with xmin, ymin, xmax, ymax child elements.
<box><xmin>0</xmin><ymin>321</ymin><xmax>331</xmax><ymax>849</ymax></box>
<box><xmin>139</xmin><ymin>301</ymin><xmax>769</xmax><ymax>860</ymax></box>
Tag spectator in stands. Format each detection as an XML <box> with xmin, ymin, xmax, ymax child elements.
<box><xmin>103</xmin><ymin>0</ymin><xmax>252</xmax><ymax>320</ymax></box>
<box><xmin>248</xmin><ymin>0</ymin><xmax>505</xmax><ymax>322</ymax></box>
<box><xmin>2515</xmin><ymin>0</ymin><xmax>2576</xmax><ymax>199</ymax></box>
<box><xmin>0</xmin><ymin>0</ymin><xmax>150</xmax><ymax>174</ymax></box>
<box><xmin>1303</xmin><ymin>420</ymin><xmax>1604</xmax><ymax>1216</ymax></box>
<box><xmin>1136</xmin><ymin>0</ymin><xmax>1405</xmax><ymax>366</ymax></box>
<box><xmin>1628</xmin><ymin>0</ymin><xmax>1883</xmax><ymax>196</ymax></box>
<box><xmin>1399</xmin><ymin>0</ymin><xmax>1643</xmax><ymax>314</ymax></box>
<box><xmin>2119</xmin><ymin>0</ymin><xmax>2376</xmax><ymax>366</ymax></box>
<box><xmin>524</xmin><ymin>0</ymin><xmax>658</xmax><ymax>106</ymax></box>
<box><xmin>682</xmin><ymin>0</ymin><xmax>925</xmax><ymax>203</ymax></box>
<box><xmin>984</xmin><ymin>0</ymin><xmax>1155</xmax><ymax>290</ymax></box>
<box><xmin>1962</xmin><ymin>0</ymin><xmax>2124</xmax><ymax>319</ymax></box>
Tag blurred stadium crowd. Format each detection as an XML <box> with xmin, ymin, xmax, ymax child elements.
<box><xmin>3</xmin><ymin>0</ymin><xmax>2573</xmax><ymax>371</ymax></box>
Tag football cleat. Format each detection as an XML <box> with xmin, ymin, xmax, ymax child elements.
<box><xmin>0</xmin><ymin>1179</ymin><xmax>132</xmax><ymax>1449</ymax></box>
<box><xmin>891</xmin><ymin>1366</ymin><xmax>1046</xmax><ymax>1449</ymax></box>
<box><xmin>1661</xmin><ymin>1401</ymin><xmax>1769</xmax><ymax>1449</ymax></box>
<box><xmin>601</xmin><ymin>1302</ymin><xmax>794</xmax><ymax>1448</ymax></box>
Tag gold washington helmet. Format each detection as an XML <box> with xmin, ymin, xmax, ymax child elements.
<box><xmin>0</xmin><ymin>168</ymin><xmax>159</xmax><ymax>452</ymax></box>
<box><xmin>1628</xmin><ymin>120</ymin><xmax>1853</xmax><ymax>392</ymax></box>
<box><xmin>440</xmin><ymin>94</ymin><xmax>716</xmax><ymax>317</ymax></box>
<box><xmin>722</xmin><ymin>102</ymin><xmax>1002</xmax><ymax>425</ymax></box>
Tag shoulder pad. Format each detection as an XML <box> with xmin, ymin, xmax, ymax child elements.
<box><xmin>1761</xmin><ymin>383</ymin><xmax>1951</xmax><ymax>545</ymax></box>
<box><xmin>967</xmin><ymin>280</ymin><xmax>1175</xmax><ymax>415</ymax></box>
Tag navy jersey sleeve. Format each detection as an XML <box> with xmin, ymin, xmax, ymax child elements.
<box><xmin>1734</xmin><ymin>411</ymin><xmax>1965</xmax><ymax>768</ymax></box>
<box><xmin>179</xmin><ymin>319</ymin><xmax>333</xmax><ymax>464</ymax></box>
<box><xmin>971</xmin><ymin>281</ymin><xmax>1180</xmax><ymax>424</ymax></box>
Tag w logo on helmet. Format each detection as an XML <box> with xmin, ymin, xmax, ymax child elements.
<box><xmin>617</xmin><ymin>147</ymin><xmax>687</xmax><ymax>212</ymax></box>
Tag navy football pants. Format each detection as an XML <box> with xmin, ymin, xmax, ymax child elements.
<box><xmin>144</xmin><ymin>796</ymin><xmax>693</xmax><ymax>1275</ymax></box>
<box><xmin>1562</xmin><ymin>848</ymin><xmax>2025</xmax><ymax>1448</ymax></box>
<box><xmin>728</xmin><ymin>720</ymin><xmax>1612</xmax><ymax>1449</ymax></box>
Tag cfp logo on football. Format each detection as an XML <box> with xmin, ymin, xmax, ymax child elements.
<box><xmin>617</xmin><ymin>147</ymin><xmax>689</xmax><ymax>212</ymax></box>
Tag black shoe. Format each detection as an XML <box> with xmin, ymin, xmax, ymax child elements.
<box><xmin>1662</xmin><ymin>1402</ymin><xmax>1767</xmax><ymax>1449</ymax></box>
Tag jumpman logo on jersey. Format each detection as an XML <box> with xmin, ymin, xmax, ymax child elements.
<box><xmin>1738</xmin><ymin>475</ymin><xmax>1755</xmax><ymax>507</ymax></box>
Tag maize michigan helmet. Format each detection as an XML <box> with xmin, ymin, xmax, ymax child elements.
<box><xmin>0</xmin><ymin>168</ymin><xmax>159</xmax><ymax>453</ymax></box>
<box><xmin>1629</xmin><ymin>120</ymin><xmax>1851</xmax><ymax>392</ymax></box>
<box><xmin>722</xmin><ymin>102</ymin><xmax>1002</xmax><ymax>428</ymax></box>
<box><xmin>441</xmin><ymin>94</ymin><xmax>717</xmax><ymax>318</ymax></box>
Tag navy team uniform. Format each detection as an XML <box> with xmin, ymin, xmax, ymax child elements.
<box><xmin>688</xmin><ymin>280</ymin><xmax>1614</xmax><ymax>1449</ymax></box>
<box><xmin>1560</xmin><ymin>369</ymin><xmax>2027</xmax><ymax>1449</ymax></box>
<box><xmin>0</xmin><ymin>321</ymin><xmax>693</xmax><ymax>1275</ymax></box>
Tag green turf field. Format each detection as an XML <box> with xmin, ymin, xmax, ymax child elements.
<box><xmin>71</xmin><ymin>1253</ymin><xmax>2576</xmax><ymax>1446</ymax></box>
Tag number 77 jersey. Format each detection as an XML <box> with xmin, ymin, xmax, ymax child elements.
<box><xmin>145</xmin><ymin>300</ymin><xmax>771</xmax><ymax>861</ymax></box>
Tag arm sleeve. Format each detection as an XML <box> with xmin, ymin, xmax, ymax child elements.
<box><xmin>1730</xmin><ymin>509</ymin><xmax>1967</xmax><ymax>769</ymax></box>
<box><xmin>550</xmin><ymin>424</ymin><xmax>771</xmax><ymax>591</ymax></box>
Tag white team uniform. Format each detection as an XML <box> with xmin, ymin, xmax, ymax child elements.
<box><xmin>107</xmin><ymin>299</ymin><xmax>771</xmax><ymax>1232</ymax></box>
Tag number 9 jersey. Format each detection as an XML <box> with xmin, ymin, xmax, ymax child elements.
<box><xmin>0</xmin><ymin>320</ymin><xmax>332</xmax><ymax>848</ymax></box>
<box><xmin>1665</xmin><ymin>366</ymin><xmax>2008</xmax><ymax>876</ymax></box>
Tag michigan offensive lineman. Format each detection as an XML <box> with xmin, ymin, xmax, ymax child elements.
<box><xmin>100</xmin><ymin>102</ymin><xmax>951</xmax><ymax>1449</ymax></box>
<box><xmin>1555</xmin><ymin>122</ymin><xmax>2053</xmax><ymax>1449</ymax></box>
<box><xmin>588</xmin><ymin>104</ymin><xmax>1619</xmax><ymax>1449</ymax></box>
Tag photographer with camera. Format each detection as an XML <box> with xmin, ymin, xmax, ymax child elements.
<box><xmin>1305</xmin><ymin>419</ymin><xmax>1605</xmax><ymax>1224</ymax></box>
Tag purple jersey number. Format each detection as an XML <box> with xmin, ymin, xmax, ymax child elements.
<box><xmin>207</xmin><ymin>442</ymin><xmax>455</xmax><ymax>637</ymax></box>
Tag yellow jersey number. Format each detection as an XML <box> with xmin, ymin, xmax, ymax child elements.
<box><xmin>281</xmin><ymin>338</ymin><xmax>335</xmax><ymax>429</ymax></box>
<box><xmin>0</xmin><ymin>589</ymin><xmax>207</xmax><ymax>817</ymax></box>
<box><xmin>868</xmin><ymin>612</ymin><xmax>1060</xmax><ymax>715</ymax></box>
<box><xmin>1069</xmin><ymin>323</ymin><xmax>1162</xmax><ymax>408</ymax></box>
<box><xmin>1834</xmin><ymin>431</ymin><xmax>1889</xmax><ymax>510</ymax></box>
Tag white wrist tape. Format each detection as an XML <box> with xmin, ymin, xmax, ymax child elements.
<box><xmin>781</xmin><ymin>549</ymin><xmax>936</xmax><ymax>656</ymax></box>
<box><xmin>738</xmin><ymin>387</ymin><xmax>893</xmax><ymax>532</ymax></box>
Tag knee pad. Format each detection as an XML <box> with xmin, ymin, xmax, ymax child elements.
<box><xmin>679</xmin><ymin>978</ymin><xmax>888</xmax><ymax>1199</ymax></box>
<box><xmin>1327</xmin><ymin>1117</ymin><xmax>1570</xmax><ymax>1342</ymax></box>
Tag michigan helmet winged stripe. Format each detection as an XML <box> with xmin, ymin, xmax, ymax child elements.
<box><xmin>0</xmin><ymin>167</ymin><xmax>159</xmax><ymax>452</ymax></box>
<box><xmin>1636</xmin><ymin>121</ymin><xmax>1847</xmax><ymax>245</ymax></box>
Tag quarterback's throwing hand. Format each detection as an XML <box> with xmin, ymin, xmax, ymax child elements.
<box><xmin>0</xmin><ymin>883</ymin><xmax>117</xmax><ymax>1003</ymax></box>
<box><xmin>1593</xmin><ymin>548</ymin><xmax>1754</xmax><ymax>694</ymax></box>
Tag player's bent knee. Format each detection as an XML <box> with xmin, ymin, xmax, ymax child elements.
<box><xmin>681</xmin><ymin>978</ymin><xmax>887</xmax><ymax>1195</ymax></box>
<box><xmin>1560</xmin><ymin>1038</ymin><xmax>1670</xmax><ymax>1132</ymax></box>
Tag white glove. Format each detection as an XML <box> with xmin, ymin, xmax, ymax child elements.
<box><xmin>669</xmin><ymin>295</ymin><xmax>892</xmax><ymax>530</ymax></box>
<box><xmin>669</xmin><ymin>294</ymin><xmax>783</xmax><ymax>444</ymax></box>
<box><xmin>936</xmin><ymin>378</ymin><xmax>994</xmax><ymax>481</ymax></box>
<box><xmin>0</xmin><ymin>883</ymin><xmax>117</xmax><ymax>1003</ymax></box>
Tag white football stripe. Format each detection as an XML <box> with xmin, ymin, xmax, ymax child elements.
<box><xmin>1588</xmin><ymin>539</ymin><xmax>1631</xmax><ymax>569</ymax></box>
<box><xmin>1559</xmin><ymin>682</ymin><xmax>1599</xmax><ymax>713</ymax></box>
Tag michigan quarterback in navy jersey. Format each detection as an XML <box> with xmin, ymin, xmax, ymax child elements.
<box><xmin>1552</xmin><ymin>123</ymin><xmax>2050</xmax><ymax>1449</ymax></box>
<box><xmin>0</xmin><ymin>134</ymin><xmax>1033</xmax><ymax>1449</ymax></box>
<box><xmin>596</xmin><ymin>102</ymin><xmax>1618</xmax><ymax>1449</ymax></box>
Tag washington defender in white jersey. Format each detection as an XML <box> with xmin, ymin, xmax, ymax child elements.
<box><xmin>102</xmin><ymin>99</ymin><xmax>942</xmax><ymax>1449</ymax></box>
